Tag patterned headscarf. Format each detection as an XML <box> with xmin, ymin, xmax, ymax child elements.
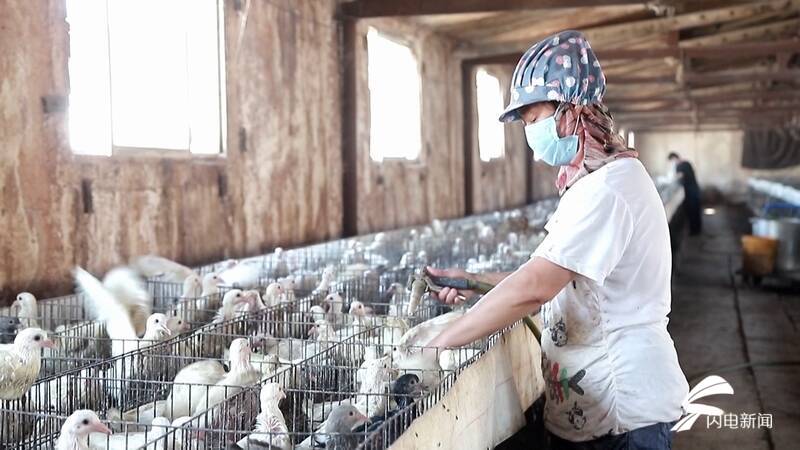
<box><xmin>499</xmin><ymin>30</ymin><xmax>605</xmax><ymax>122</ymax></box>
<box><xmin>555</xmin><ymin>104</ymin><xmax>638</xmax><ymax>194</ymax></box>
<box><xmin>498</xmin><ymin>30</ymin><xmax>637</xmax><ymax>194</ymax></box>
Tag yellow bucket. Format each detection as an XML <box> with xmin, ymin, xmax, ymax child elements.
<box><xmin>741</xmin><ymin>235</ymin><xmax>778</xmax><ymax>276</ymax></box>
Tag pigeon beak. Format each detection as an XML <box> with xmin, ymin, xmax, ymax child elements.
<box><xmin>41</xmin><ymin>338</ymin><xmax>57</xmax><ymax>349</ymax></box>
<box><xmin>159</xmin><ymin>324</ymin><xmax>172</xmax><ymax>336</ymax></box>
<box><xmin>91</xmin><ymin>421</ymin><xmax>112</xmax><ymax>435</ymax></box>
<box><xmin>11</xmin><ymin>300</ymin><xmax>20</xmax><ymax>309</ymax></box>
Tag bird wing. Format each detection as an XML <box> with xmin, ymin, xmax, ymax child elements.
<box><xmin>130</xmin><ymin>255</ymin><xmax>195</xmax><ymax>283</ymax></box>
<box><xmin>103</xmin><ymin>267</ymin><xmax>153</xmax><ymax>336</ymax></box>
<box><xmin>75</xmin><ymin>267</ymin><xmax>137</xmax><ymax>341</ymax></box>
<box><xmin>219</xmin><ymin>263</ymin><xmax>261</xmax><ymax>288</ymax></box>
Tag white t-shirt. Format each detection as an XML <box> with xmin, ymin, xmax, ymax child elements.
<box><xmin>533</xmin><ymin>158</ymin><xmax>688</xmax><ymax>441</ymax></box>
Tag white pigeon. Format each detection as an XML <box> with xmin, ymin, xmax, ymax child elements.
<box><xmin>176</xmin><ymin>273</ymin><xmax>221</xmax><ymax>324</ymax></box>
<box><xmin>131</xmin><ymin>255</ymin><xmax>196</xmax><ymax>283</ymax></box>
<box><xmin>218</xmin><ymin>261</ymin><xmax>262</xmax><ymax>288</ymax></box>
<box><xmin>55</xmin><ymin>410</ymin><xmax>112</xmax><ymax>450</ymax></box>
<box><xmin>235</xmin><ymin>383</ymin><xmax>290</xmax><ymax>449</ymax></box>
<box><xmin>164</xmin><ymin>359</ymin><xmax>228</xmax><ymax>420</ymax></box>
<box><xmin>0</xmin><ymin>327</ymin><xmax>56</xmax><ymax>400</ymax></box>
<box><xmin>75</xmin><ymin>267</ymin><xmax>153</xmax><ymax>337</ymax></box>
<box><xmin>269</xmin><ymin>247</ymin><xmax>291</xmax><ymax>279</ymax></box>
<box><xmin>212</xmin><ymin>289</ymin><xmax>254</xmax><ymax>323</ymax></box>
<box><xmin>278</xmin><ymin>276</ymin><xmax>296</xmax><ymax>303</ymax></box>
<box><xmin>313</xmin><ymin>266</ymin><xmax>336</xmax><ymax>296</ymax></box>
<box><xmin>322</xmin><ymin>292</ymin><xmax>344</xmax><ymax>323</ymax></box>
<box><xmin>87</xmin><ymin>416</ymin><xmax>170</xmax><ymax>450</ymax></box>
<box><xmin>12</xmin><ymin>292</ymin><xmax>39</xmax><ymax>328</ymax></box>
<box><xmin>263</xmin><ymin>283</ymin><xmax>284</xmax><ymax>308</ymax></box>
<box><xmin>179</xmin><ymin>273</ymin><xmax>202</xmax><ymax>300</ymax></box>
<box><xmin>192</xmin><ymin>338</ymin><xmax>261</xmax><ymax>417</ymax></box>
<box><xmin>393</xmin><ymin>310</ymin><xmax>466</xmax><ymax>357</ymax></box>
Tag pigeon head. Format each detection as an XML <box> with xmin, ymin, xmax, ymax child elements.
<box><xmin>264</xmin><ymin>282</ymin><xmax>283</xmax><ymax>299</ymax></box>
<box><xmin>325</xmin><ymin>405</ymin><xmax>368</xmax><ymax>434</ymax></box>
<box><xmin>202</xmin><ymin>273</ymin><xmax>221</xmax><ymax>292</ymax></box>
<box><xmin>308</xmin><ymin>305</ymin><xmax>326</xmax><ymax>322</ymax></box>
<box><xmin>260</xmin><ymin>382</ymin><xmax>286</xmax><ymax>406</ymax></box>
<box><xmin>0</xmin><ymin>315</ymin><xmax>21</xmax><ymax>343</ymax></box>
<box><xmin>279</xmin><ymin>276</ymin><xmax>295</xmax><ymax>290</ymax></box>
<box><xmin>392</xmin><ymin>373</ymin><xmax>423</xmax><ymax>408</ymax></box>
<box><xmin>323</xmin><ymin>293</ymin><xmax>343</xmax><ymax>314</ymax></box>
<box><xmin>348</xmin><ymin>301</ymin><xmax>367</xmax><ymax>316</ymax></box>
<box><xmin>249</xmin><ymin>332</ymin><xmax>277</xmax><ymax>353</ymax></box>
<box><xmin>59</xmin><ymin>409</ymin><xmax>111</xmax><ymax>439</ymax></box>
<box><xmin>222</xmin><ymin>289</ymin><xmax>248</xmax><ymax>308</ymax></box>
<box><xmin>167</xmin><ymin>315</ymin><xmax>190</xmax><ymax>334</ymax></box>
<box><xmin>183</xmin><ymin>274</ymin><xmax>202</xmax><ymax>292</ymax></box>
<box><xmin>12</xmin><ymin>292</ymin><xmax>37</xmax><ymax>313</ymax></box>
<box><xmin>321</xmin><ymin>266</ymin><xmax>336</xmax><ymax>281</ymax></box>
<box><xmin>14</xmin><ymin>327</ymin><xmax>56</xmax><ymax>349</ymax></box>
<box><xmin>145</xmin><ymin>314</ymin><xmax>172</xmax><ymax>339</ymax></box>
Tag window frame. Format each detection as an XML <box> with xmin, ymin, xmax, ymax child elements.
<box><xmin>475</xmin><ymin>68</ymin><xmax>507</xmax><ymax>164</ymax></box>
<box><xmin>365</xmin><ymin>27</ymin><xmax>424</xmax><ymax>165</ymax></box>
<box><xmin>67</xmin><ymin>0</ymin><xmax>228</xmax><ymax>159</ymax></box>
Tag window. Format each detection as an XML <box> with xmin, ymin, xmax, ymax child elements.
<box><xmin>367</xmin><ymin>28</ymin><xmax>421</xmax><ymax>162</ymax></box>
<box><xmin>475</xmin><ymin>69</ymin><xmax>505</xmax><ymax>162</ymax></box>
<box><xmin>627</xmin><ymin>130</ymin><xmax>636</xmax><ymax>148</ymax></box>
<box><xmin>66</xmin><ymin>0</ymin><xmax>226</xmax><ymax>156</ymax></box>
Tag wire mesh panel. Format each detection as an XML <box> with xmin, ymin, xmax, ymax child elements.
<box><xmin>0</xmin><ymin>199</ymin><xmax>563</xmax><ymax>449</ymax></box>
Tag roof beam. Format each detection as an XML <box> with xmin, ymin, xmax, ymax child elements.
<box><xmin>463</xmin><ymin>0</ymin><xmax>800</xmax><ymax>58</ymax></box>
<box><xmin>464</xmin><ymin>39</ymin><xmax>800</xmax><ymax>65</ymax></box>
<box><xmin>587</xmin><ymin>0</ymin><xmax>800</xmax><ymax>45</ymax></box>
<box><xmin>606</xmin><ymin>89</ymin><xmax>800</xmax><ymax>104</ymax></box>
<box><xmin>340</xmin><ymin>0</ymin><xmax>644</xmax><ymax>17</ymax></box>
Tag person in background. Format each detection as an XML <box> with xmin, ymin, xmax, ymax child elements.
<box><xmin>668</xmin><ymin>152</ymin><xmax>702</xmax><ymax>235</ymax></box>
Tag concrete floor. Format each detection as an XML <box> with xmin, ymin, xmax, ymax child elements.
<box><xmin>669</xmin><ymin>206</ymin><xmax>800</xmax><ymax>450</ymax></box>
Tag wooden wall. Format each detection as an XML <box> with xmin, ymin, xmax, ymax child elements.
<box><xmin>0</xmin><ymin>1</ymin><xmax>541</xmax><ymax>301</ymax></box>
<box><xmin>0</xmin><ymin>0</ymin><xmax>342</xmax><ymax>299</ymax></box>
<box><xmin>352</xmin><ymin>18</ymin><xmax>466</xmax><ymax>233</ymax></box>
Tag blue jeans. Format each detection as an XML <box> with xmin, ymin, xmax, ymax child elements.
<box><xmin>547</xmin><ymin>422</ymin><xmax>676</xmax><ymax>450</ymax></box>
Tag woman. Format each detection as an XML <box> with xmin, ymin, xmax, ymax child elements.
<box><xmin>429</xmin><ymin>30</ymin><xmax>689</xmax><ymax>449</ymax></box>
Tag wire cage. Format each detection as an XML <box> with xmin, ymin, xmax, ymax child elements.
<box><xmin>0</xmin><ymin>293</ymin><xmax>93</xmax><ymax>334</ymax></box>
<box><xmin>0</xmin><ymin>199</ymin><xmax>562</xmax><ymax>450</ymax></box>
<box><xmin>148</xmin><ymin>325</ymin><xmax>489</xmax><ymax>450</ymax></box>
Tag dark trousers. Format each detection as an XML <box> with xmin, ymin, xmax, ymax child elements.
<box><xmin>547</xmin><ymin>422</ymin><xmax>676</xmax><ymax>450</ymax></box>
<box><xmin>683</xmin><ymin>189</ymin><xmax>702</xmax><ymax>235</ymax></box>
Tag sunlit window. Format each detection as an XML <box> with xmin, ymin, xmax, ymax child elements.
<box><xmin>476</xmin><ymin>69</ymin><xmax>505</xmax><ymax>162</ymax></box>
<box><xmin>627</xmin><ymin>130</ymin><xmax>636</xmax><ymax>148</ymax></box>
<box><xmin>66</xmin><ymin>0</ymin><xmax>226</xmax><ymax>156</ymax></box>
<box><xmin>367</xmin><ymin>28</ymin><xmax>421</xmax><ymax>162</ymax></box>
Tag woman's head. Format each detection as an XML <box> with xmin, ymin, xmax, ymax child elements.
<box><xmin>501</xmin><ymin>30</ymin><xmax>638</xmax><ymax>193</ymax></box>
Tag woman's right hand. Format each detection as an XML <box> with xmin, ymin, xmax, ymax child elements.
<box><xmin>425</xmin><ymin>266</ymin><xmax>477</xmax><ymax>305</ymax></box>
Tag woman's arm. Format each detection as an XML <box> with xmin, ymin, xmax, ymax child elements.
<box><xmin>429</xmin><ymin>257</ymin><xmax>574</xmax><ymax>349</ymax></box>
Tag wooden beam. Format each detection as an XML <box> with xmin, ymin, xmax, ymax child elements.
<box><xmin>585</xmin><ymin>0</ymin><xmax>800</xmax><ymax>45</ymax></box>
<box><xmin>680</xmin><ymin>17</ymin><xmax>800</xmax><ymax>48</ymax></box>
<box><xmin>606</xmin><ymin>89</ymin><xmax>800</xmax><ymax>104</ymax></box>
<box><xmin>340</xmin><ymin>18</ymin><xmax>359</xmax><ymax>237</ymax></box>
<box><xmin>464</xmin><ymin>0</ymin><xmax>800</xmax><ymax>58</ymax></box>
<box><xmin>684</xmin><ymin>68</ymin><xmax>800</xmax><ymax>85</ymax></box>
<box><xmin>464</xmin><ymin>39</ymin><xmax>800</xmax><ymax>65</ymax></box>
<box><xmin>340</xmin><ymin>0</ymin><xmax>644</xmax><ymax>18</ymax></box>
<box><xmin>461</xmin><ymin>62</ymin><xmax>475</xmax><ymax>216</ymax></box>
